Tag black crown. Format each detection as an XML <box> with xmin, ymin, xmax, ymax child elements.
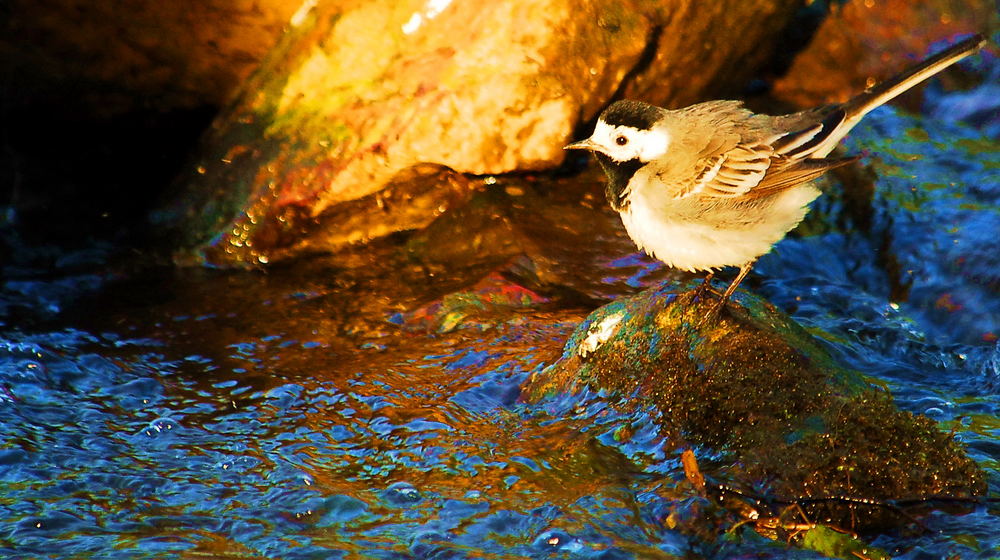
<box><xmin>600</xmin><ymin>100</ymin><xmax>660</xmax><ymax>131</ymax></box>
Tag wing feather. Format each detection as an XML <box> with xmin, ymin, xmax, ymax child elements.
<box><xmin>669</xmin><ymin>110</ymin><xmax>858</xmax><ymax>202</ymax></box>
<box><xmin>738</xmin><ymin>156</ymin><xmax>858</xmax><ymax>200</ymax></box>
<box><xmin>676</xmin><ymin>146</ymin><xmax>857</xmax><ymax>201</ymax></box>
<box><xmin>695</xmin><ymin>143</ymin><xmax>773</xmax><ymax>199</ymax></box>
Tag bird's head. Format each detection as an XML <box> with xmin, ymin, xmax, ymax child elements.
<box><xmin>564</xmin><ymin>100</ymin><xmax>669</xmax><ymax>210</ymax></box>
<box><xmin>564</xmin><ymin>100</ymin><xmax>669</xmax><ymax>164</ymax></box>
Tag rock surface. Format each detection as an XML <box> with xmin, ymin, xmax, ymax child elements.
<box><xmin>522</xmin><ymin>286</ymin><xmax>986</xmax><ymax>531</ymax></box>
<box><xmin>154</xmin><ymin>0</ymin><xmax>803</xmax><ymax>266</ymax></box>
<box><xmin>2</xmin><ymin>0</ymin><xmax>301</xmax><ymax>115</ymax></box>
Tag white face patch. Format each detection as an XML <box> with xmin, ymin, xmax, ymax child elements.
<box><xmin>590</xmin><ymin>120</ymin><xmax>670</xmax><ymax>163</ymax></box>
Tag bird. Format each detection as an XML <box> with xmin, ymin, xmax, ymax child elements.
<box><xmin>565</xmin><ymin>34</ymin><xmax>987</xmax><ymax>317</ymax></box>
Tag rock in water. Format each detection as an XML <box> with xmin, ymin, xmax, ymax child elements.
<box><xmin>522</xmin><ymin>286</ymin><xmax>986</xmax><ymax>531</ymax></box>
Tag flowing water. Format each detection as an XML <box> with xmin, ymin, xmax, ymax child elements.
<box><xmin>2</xmin><ymin>76</ymin><xmax>999</xmax><ymax>560</ymax></box>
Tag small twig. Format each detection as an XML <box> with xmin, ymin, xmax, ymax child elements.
<box><xmin>710</xmin><ymin>483</ymin><xmax>997</xmax><ymax>534</ymax></box>
<box><xmin>681</xmin><ymin>449</ymin><xmax>706</xmax><ymax>494</ymax></box>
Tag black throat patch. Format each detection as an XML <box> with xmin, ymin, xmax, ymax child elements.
<box><xmin>594</xmin><ymin>152</ymin><xmax>644</xmax><ymax>212</ymax></box>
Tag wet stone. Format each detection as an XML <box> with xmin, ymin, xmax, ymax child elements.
<box><xmin>522</xmin><ymin>285</ymin><xmax>986</xmax><ymax>531</ymax></box>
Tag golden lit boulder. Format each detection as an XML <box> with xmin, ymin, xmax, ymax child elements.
<box><xmin>154</xmin><ymin>0</ymin><xmax>802</xmax><ymax>266</ymax></box>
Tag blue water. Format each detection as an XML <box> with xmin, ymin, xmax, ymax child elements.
<box><xmin>0</xmin><ymin>306</ymin><xmax>691</xmax><ymax>559</ymax></box>
<box><xmin>2</xmin><ymin>47</ymin><xmax>999</xmax><ymax>560</ymax></box>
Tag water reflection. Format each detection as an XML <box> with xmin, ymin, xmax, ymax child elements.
<box><xmin>0</xmin><ymin>309</ymin><xmax>701</xmax><ymax>558</ymax></box>
<box><xmin>2</xmin><ymin>92</ymin><xmax>1000</xmax><ymax>560</ymax></box>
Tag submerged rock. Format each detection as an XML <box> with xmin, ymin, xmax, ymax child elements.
<box><xmin>154</xmin><ymin>0</ymin><xmax>803</xmax><ymax>266</ymax></box>
<box><xmin>401</xmin><ymin>170</ymin><xmax>679</xmax><ymax>304</ymax></box>
<box><xmin>522</xmin><ymin>286</ymin><xmax>986</xmax><ymax>531</ymax></box>
<box><xmin>398</xmin><ymin>271</ymin><xmax>549</xmax><ymax>334</ymax></box>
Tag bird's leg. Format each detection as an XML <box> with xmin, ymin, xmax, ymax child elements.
<box><xmin>692</xmin><ymin>271</ymin><xmax>716</xmax><ymax>300</ymax></box>
<box><xmin>720</xmin><ymin>262</ymin><xmax>754</xmax><ymax>303</ymax></box>
<box><xmin>706</xmin><ymin>260</ymin><xmax>756</xmax><ymax>318</ymax></box>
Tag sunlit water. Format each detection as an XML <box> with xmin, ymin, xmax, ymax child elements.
<box><xmin>3</xmin><ymin>75</ymin><xmax>1000</xmax><ymax>559</ymax></box>
<box><xmin>0</xmin><ymin>257</ymin><xmax>699</xmax><ymax>559</ymax></box>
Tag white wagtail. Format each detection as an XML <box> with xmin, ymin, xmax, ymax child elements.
<box><xmin>566</xmin><ymin>34</ymin><xmax>986</xmax><ymax>315</ymax></box>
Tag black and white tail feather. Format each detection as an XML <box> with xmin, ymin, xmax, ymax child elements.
<box><xmin>702</xmin><ymin>33</ymin><xmax>987</xmax><ymax>204</ymax></box>
<box><xmin>768</xmin><ymin>34</ymin><xmax>988</xmax><ymax>174</ymax></box>
<box><xmin>798</xmin><ymin>33</ymin><xmax>988</xmax><ymax>159</ymax></box>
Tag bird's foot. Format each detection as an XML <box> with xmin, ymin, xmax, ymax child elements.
<box><xmin>690</xmin><ymin>273</ymin><xmax>720</xmax><ymax>302</ymax></box>
<box><xmin>694</xmin><ymin>262</ymin><xmax>755</xmax><ymax>327</ymax></box>
<box><xmin>696</xmin><ymin>297</ymin><xmax>729</xmax><ymax>328</ymax></box>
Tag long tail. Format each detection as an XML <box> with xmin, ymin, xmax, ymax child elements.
<box><xmin>810</xmin><ymin>33</ymin><xmax>987</xmax><ymax>157</ymax></box>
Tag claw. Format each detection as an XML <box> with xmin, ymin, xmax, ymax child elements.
<box><xmin>694</xmin><ymin>260</ymin><xmax>756</xmax><ymax>327</ymax></box>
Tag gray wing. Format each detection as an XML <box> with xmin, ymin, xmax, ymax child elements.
<box><xmin>676</xmin><ymin>114</ymin><xmax>856</xmax><ymax>201</ymax></box>
<box><xmin>673</xmin><ymin>34</ymin><xmax>986</xmax><ymax>201</ymax></box>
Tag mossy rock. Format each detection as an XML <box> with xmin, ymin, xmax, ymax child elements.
<box><xmin>522</xmin><ymin>285</ymin><xmax>986</xmax><ymax>530</ymax></box>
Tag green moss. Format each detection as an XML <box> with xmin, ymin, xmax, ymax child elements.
<box><xmin>800</xmin><ymin>526</ymin><xmax>890</xmax><ymax>560</ymax></box>
<box><xmin>523</xmin><ymin>287</ymin><xmax>986</xmax><ymax>532</ymax></box>
<box><xmin>747</xmin><ymin>389</ymin><xmax>985</xmax><ymax>529</ymax></box>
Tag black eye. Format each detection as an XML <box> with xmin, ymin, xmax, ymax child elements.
<box><xmin>615</xmin><ymin>135</ymin><xmax>628</xmax><ymax>146</ymax></box>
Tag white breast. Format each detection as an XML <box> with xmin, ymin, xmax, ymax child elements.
<box><xmin>618</xmin><ymin>177</ymin><xmax>821</xmax><ymax>272</ymax></box>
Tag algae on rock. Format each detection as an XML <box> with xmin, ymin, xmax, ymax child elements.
<box><xmin>523</xmin><ymin>286</ymin><xmax>986</xmax><ymax>531</ymax></box>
